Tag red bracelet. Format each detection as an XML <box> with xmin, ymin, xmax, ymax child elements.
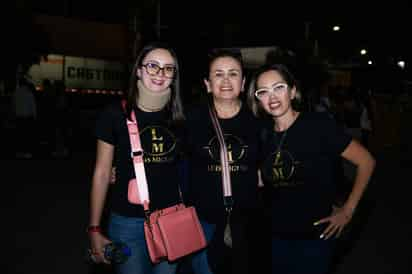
<box><xmin>87</xmin><ymin>225</ymin><xmax>102</xmax><ymax>233</ymax></box>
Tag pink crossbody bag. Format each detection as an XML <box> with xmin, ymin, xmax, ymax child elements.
<box><xmin>124</xmin><ymin>103</ymin><xmax>206</xmax><ymax>263</ymax></box>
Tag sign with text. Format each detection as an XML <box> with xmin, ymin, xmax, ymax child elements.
<box><xmin>65</xmin><ymin>56</ymin><xmax>126</xmax><ymax>89</ymax></box>
<box><xmin>29</xmin><ymin>54</ymin><xmax>127</xmax><ymax>90</ymax></box>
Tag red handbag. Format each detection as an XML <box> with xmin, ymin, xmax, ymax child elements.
<box><xmin>124</xmin><ymin>105</ymin><xmax>207</xmax><ymax>263</ymax></box>
<box><xmin>144</xmin><ymin>204</ymin><xmax>207</xmax><ymax>263</ymax></box>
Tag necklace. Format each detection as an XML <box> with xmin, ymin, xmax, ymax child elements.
<box><xmin>274</xmin><ymin>130</ymin><xmax>288</xmax><ymax>158</ymax></box>
<box><xmin>273</xmin><ymin>111</ymin><xmax>298</xmax><ymax>156</ymax></box>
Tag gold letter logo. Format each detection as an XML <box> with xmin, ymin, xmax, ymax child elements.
<box><xmin>151</xmin><ymin>128</ymin><xmax>164</xmax><ymax>153</ymax></box>
<box><xmin>151</xmin><ymin>128</ymin><xmax>163</xmax><ymax>141</ymax></box>
<box><xmin>227</xmin><ymin>143</ymin><xmax>233</xmax><ymax>163</ymax></box>
<box><xmin>272</xmin><ymin>151</ymin><xmax>285</xmax><ymax>181</ymax></box>
<box><xmin>152</xmin><ymin>143</ymin><xmax>164</xmax><ymax>153</ymax></box>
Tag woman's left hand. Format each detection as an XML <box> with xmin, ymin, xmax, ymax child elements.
<box><xmin>314</xmin><ymin>205</ymin><xmax>354</xmax><ymax>240</ymax></box>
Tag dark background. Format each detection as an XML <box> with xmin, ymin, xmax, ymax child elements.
<box><xmin>4</xmin><ymin>1</ymin><xmax>412</xmax><ymax>274</ymax></box>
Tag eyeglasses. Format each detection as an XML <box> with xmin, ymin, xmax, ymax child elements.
<box><xmin>255</xmin><ymin>83</ymin><xmax>288</xmax><ymax>100</ymax></box>
<box><xmin>141</xmin><ymin>63</ymin><xmax>176</xmax><ymax>78</ymax></box>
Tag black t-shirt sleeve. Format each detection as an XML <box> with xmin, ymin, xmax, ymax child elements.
<box><xmin>320</xmin><ymin>114</ymin><xmax>352</xmax><ymax>156</ymax></box>
<box><xmin>95</xmin><ymin>103</ymin><xmax>119</xmax><ymax>145</ymax></box>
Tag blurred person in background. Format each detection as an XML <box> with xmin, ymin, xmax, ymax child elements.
<box><xmin>12</xmin><ymin>75</ymin><xmax>37</xmax><ymax>159</ymax></box>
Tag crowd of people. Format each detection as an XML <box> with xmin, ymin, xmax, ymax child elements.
<box><xmin>87</xmin><ymin>41</ymin><xmax>376</xmax><ymax>274</ymax></box>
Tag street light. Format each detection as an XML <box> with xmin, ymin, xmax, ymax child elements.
<box><xmin>333</xmin><ymin>25</ymin><xmax>340</xmax><ymax>31</ymax></box>
<box><xmin>397</xmin><ymin>60</ymin><xmax>406</xmax><ymax>69</ymax></box>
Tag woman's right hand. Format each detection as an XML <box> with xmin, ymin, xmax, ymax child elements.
<box><xmin>89</xmin><ymin>232</ymin><xmax>112</xmax><ymax>264</ymax></box>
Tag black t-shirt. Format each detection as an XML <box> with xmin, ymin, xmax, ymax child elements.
<box><xmin>261</xmin><ymin>112</ymin><xmax>352</xmax><ymax>239</ymax></box>
<box><xmin>184</xmin><ymin>104</ymin><xmax>264</xmax><ymax>224</ymax></box>
<box><xmin>95</xmin><ymin>102</ymin><xmax>183</xmax><ymax>217</ymax></box>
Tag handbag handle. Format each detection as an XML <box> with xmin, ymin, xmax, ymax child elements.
<box><xmin>207</xmin><ymin>97</ymin><xmax>233</xmax><ymax>212</ymax></box>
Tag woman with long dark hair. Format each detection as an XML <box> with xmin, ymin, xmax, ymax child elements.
<box><xmin>88</xmin><ymin>42</ymin><xmax>185</xmax><ymax>274</ymax></box>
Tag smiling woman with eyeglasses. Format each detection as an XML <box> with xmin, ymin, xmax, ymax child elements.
<box><xmin>88</xmin><ymin>42</ymin><xmax>185</xmax><ymax>274</ymax></box>
<box><xmin>247</xmin><ymin>63</ymin><xmax>375</xmax><ymax>274</ymax></box>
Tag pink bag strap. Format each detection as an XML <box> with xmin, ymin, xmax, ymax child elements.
<box><xmin>123</xmin><ymin>101</ymin><xmax>150</xmax><ymax>211</ymax></box>
<box><xmin>208</xmin><ymin>97</ymin><xmax>233</xmax><ymax>212</ymax></box>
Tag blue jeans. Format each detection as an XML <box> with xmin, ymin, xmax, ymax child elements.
<box><xmin>108</xmin><ymin>213</ymin><xmax>177</xmax><ymax>274</ymax></box>
<box><xmin>271</xmin><ymin>238</ymin><xmax>335</xmax><ymax>274</ymax></box>
<box><xmin>190</xmin><ymin>221</ymin><xmax>216</xmax><ymax>274</ymax></box>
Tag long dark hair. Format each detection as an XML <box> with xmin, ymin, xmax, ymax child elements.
<box><xmin>125</xmin><ymin>42</ymin><xmax>185</xmax><ymax>124</ymax></box>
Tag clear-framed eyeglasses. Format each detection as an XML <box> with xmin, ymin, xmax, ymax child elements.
<box><xmin>254</xmin><ymin>83</ymin><xmax>288</xmax><ymax>100</ymax></box>
<box><xmin>141</xmin><ymin>63</ymin><xmax>176</xmax><ymax>78</ymax></box>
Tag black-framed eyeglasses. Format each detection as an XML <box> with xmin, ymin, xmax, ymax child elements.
<box><xmin>141</xmin><ymin>63</ymin><xmax>176</xmax><ymax>78</ymax></box>
<box><xmin>255</xmin><ymin>83</ymin><xmax>288</xmax><ymax>100</ymax></box>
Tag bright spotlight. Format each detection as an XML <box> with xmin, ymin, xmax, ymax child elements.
<box><xmin>397</xmin><ymin>60</ymin><xmax>405</xmax><ymax>69</ymax></box>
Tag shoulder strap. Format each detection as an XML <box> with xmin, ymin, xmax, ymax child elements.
<box><xmin>122</xmin><ymin>101</ymin><xmax>150</xmax><ymax>211</ymax></box>
<box><xmin>207</xmin><ymin>98</ymin><xmax>233</xmax><ymax>211</ymax></box>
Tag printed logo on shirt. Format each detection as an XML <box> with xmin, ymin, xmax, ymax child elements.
<box><xmin>264</xmin><ymin>149</ymin><xmax>302</xmax><ymax>187</ymax></box>
<box><xmin>140</xmin><ymin>126</ymin><xmax>177</xmax><ymax>163</ymax></box>
<box><xmin>204</xmin><ymin>134</ymin><xmax>249</xmax><ymax>173</ymax></box>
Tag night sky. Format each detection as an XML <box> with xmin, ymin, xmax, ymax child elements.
<box><xmin>29</xmin><ymin>0</ymin><xmax>412</xmax><ymax>62</ymax></box>
<box><xmin>160</xmin><ymin>2</ymin><xmax>412</xmax><ymax>62</ymax></box>
<box><xmin>10</xmin><ymin>0</ymin><xmax>412</xmax><ymax>85</ymax></box>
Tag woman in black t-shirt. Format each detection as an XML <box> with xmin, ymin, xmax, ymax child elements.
<box><xmin>185</xmin><ymin>49</ymin><xmax>264</xmax><ymax>274</ymax></box>
<box><xmin>247</xmin><ymin>64</ymin><xmax>376</xmax><ymax>274</ymax></box>
<box><xmin>88</xmin><ymin>42</ymin><xmax>185</xmax><ymax>274</ymax></box>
